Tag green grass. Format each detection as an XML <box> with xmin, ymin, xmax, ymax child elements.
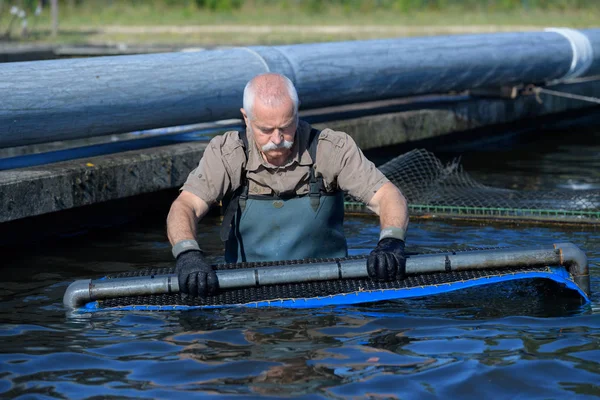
<box><xmin>1</xmin><ymin>1</ymin><xmax>599</xmax><ymax>46</ymax></box>
<box><xmin>46</xmin><ymin>5</ymin><xmax>600</xmax><ymax>28</ymax></box>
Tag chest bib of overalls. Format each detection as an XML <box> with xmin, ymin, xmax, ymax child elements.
<box><xmin>222</xmin><ymin>129</ymin><xmax>348</xmax><ymax>263</ymax></box>
<box><xmin>225</xmin><ymin>191</ymin><xmax>347</xmax><ymax>262</ymax></box>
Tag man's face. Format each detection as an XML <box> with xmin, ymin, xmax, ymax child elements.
<box><xmin>242</xmin><ymin>97</ymin><xmax>297</xmax><ymax>164</ymax></box>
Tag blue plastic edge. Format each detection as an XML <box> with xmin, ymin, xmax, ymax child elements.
<box><xmin>76</xmin><ymin>267</ymin><xmax>590</xmax><ymax>312</ymax></box>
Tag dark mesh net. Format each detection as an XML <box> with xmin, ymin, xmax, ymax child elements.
<box><xmin>99</xmin><ymin>263</ymin><xmax>553</xmax><ymax>308</ymax></box>
<box><xmin>346</xmin><ymin>149</ymin><xmax>600</xmax><ymax>223</ymax></box>
<box><xmin>96</xmin><ymin>250</ymin><xmax>575</xmax><ymax>309</ymax></box>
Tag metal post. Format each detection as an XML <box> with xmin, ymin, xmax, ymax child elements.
<box><xmin>50</xmin><ymin>0</ymin><xmax>58</xmax><ymax>38</ymax></box>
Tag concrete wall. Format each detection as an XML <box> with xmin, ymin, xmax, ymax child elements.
<box><xmin>0</xmin><ymin>142</ymin><xmax>205</xmax><ymax>223</ymax></box>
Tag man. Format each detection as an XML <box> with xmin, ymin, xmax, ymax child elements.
<box><xmin>167</xmin><ymin>73</ymin><xmax>409</xmax><ymax>297</ymax></box>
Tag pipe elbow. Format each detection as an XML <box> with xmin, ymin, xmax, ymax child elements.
<box><xmin>63</xmin><ymin>279</ymin><xmax>92</xmax><ymax>309</ymax></box>
<box><xmin>554</xmin><ymin>242</ymin><xmax>590</xmax><ymax>297</ymax></box>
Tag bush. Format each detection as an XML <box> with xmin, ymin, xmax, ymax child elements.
<box><xmin>195</xmin><ymin>0</ymin><xmax>243</xmax><ymax>11</ymax></box>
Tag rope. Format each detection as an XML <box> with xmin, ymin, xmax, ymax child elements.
<box><xmin>535</xmin><ymin>87</ymin><xmax>600</xmax><ymax>105</ymax></box>
<box><xmin>548</xmin><ymin>74</ymin><xmax>600</xmax><ymax>86</ymax></box>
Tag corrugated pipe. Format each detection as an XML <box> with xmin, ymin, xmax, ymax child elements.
<box><xmin>1</xmin><ymin>28</ymin><xmax>599</xmax><ymax>149</ymax></box>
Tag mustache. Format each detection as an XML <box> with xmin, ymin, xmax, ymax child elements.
<box><xmin>261</xmin><ymin>140</ymin><xmax>294</xmax><ymax>152</ymax></box>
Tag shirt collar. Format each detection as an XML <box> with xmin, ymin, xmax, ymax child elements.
<box><xmin>245</xmin><ymin>120</ymin><xmax>313</xmax><ymax>172</ymax></box>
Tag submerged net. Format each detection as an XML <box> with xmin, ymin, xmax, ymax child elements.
<box><xmin>96</xmin><ymin>254</ymin><xmax>582</xmax><ymax>310</ymax></box>
<box><xmin>346</xmin><ymin>149</ymin><xmax>600</xmax><ymax>223</ymax></box>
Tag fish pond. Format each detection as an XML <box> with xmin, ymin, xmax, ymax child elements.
<box><xmin>1</xmin><ymin>122</ymin><xmax>599</xmax><ymax>398</ymax></box>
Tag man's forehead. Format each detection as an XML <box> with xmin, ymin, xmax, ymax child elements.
<box><xmin>254</xmin><ymin>94</ymin><xmax>294</xmax><ymax>110</ymax></box>
<box><xmin>253</xmin><ymin>114</ymin><xmax>296</xmax><ymax>129</ymax></box>
<box><xmin>252</xmin><ymin>98</ymin><xmax>295</xmax><ymax>119</ymax></box>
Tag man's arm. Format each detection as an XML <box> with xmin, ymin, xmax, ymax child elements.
<box><xmin>167</xmin><ymin>190</ymin><xmax>218</xmax><ymax>297</ymax></box>
<box><xmin>167</xmin><ymin>130</ymin><xmax>242</xmax><ymax>297</ymax></box>
<box><xmin>168</xmin><ymin>130</ymin><xmax>239</xmax><ymax>246</ymax></box>
<box><xmin>315</xmin><ymin>129</ymin><xmax>409</xmax><ymax>281</ymax></box>
<box><xmin>166</xmin><ymin>190</ymin><xmax>211</xmax><ymax>246</ymax></box>
<box><xmin>366</xmin><ymin>182</ymin><xmax>409</xmax><ymax>281</ymax></box>
<box><xmin>367</xmin><ymin>181</ymin><xmax>409</xmax><ymax>232</ymax></box>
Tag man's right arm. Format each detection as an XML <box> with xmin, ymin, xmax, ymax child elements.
<box><xmin>167</xmin><ymin>131</ymin><xmax>239</xmax><ymax>246</ymax></box>
<box><xmin>166</xmin><ymin>190</ymin><xmax>219</xmax><ymax>297</ymax></box>
<box><xmin>166</xmin><ymin>190</ymin><xmax>211</xmax><ymax>246</ymax></box>
<box><xmin>166</xmin><ymin>131</ymin><xmax>243</xmax><ymax>297</ymax></box>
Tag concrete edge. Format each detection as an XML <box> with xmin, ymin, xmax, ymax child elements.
<box><xmin>0</xmin><ymin>142</ymin><xmax>206</xmax><ymax>223</ymax></box>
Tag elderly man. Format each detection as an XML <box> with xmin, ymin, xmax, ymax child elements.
<box><xmin>167</xmin><ymin>73</ymin><xmax>409</xmax><ymax>297</ymax></box>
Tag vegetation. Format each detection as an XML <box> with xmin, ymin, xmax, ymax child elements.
<box><xmin>0</xmin><ymin>0</ymin><xmax>598</xmax><ymax>45</ymax></box>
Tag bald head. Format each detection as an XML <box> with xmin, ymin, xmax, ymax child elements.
<box><xmin>243</xmin><ymin>73</ymin><xmax>299</xmax><ymax>121</ymax></box>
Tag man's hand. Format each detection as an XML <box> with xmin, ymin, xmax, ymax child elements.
<box><xmin>176</xmin><ymin>250</ymin><xmax>219</xmax><ymax>297</ymax></box>
<box><xmin>367</xmin><ymin>238</ymin><xmax>406</xmax><ymax>281</ymax></box>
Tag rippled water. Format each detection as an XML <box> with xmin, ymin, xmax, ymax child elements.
<box><xmin>1</xmin><ymin>123</ymin><xmax>599</xmax><ymax>398</ymax></box>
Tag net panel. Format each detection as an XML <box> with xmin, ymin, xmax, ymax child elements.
<box><xmin>348</xmin><ymin>149</ymin><xmax>600</xmax><ymax>223</ymax></box>
<box><xmin>96</xmin><ymin>250</ymin><xmax>583</xmax><ymax>309</ymax></box>
<box><xmin>99</xmin><ymin>264</ymin><xmax>555</xmax><ymax>308</ymax></box>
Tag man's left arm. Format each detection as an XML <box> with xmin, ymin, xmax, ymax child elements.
<box><xmin>317</xmin><ymin>129</ymin><xmax>409</xmax><ymax>282</ymax></box>
<box><xmin>368</xmin><ymin>181</ymin><xmax>409</xmax><ymax>233</ymax></box>
<box><xmin>366</xmin><ymin>182</ymin><xmax>409</xmax><ymax>281</ymax></box>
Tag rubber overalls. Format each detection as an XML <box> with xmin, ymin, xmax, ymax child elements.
<box><xmin>221</xmin><ymin>129</ymin><xmax>348</xmax><ymax>263</ymax></box>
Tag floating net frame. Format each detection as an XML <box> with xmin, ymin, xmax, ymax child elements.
<box><xmin>76</xmin><ymin>249</ymin><xmax>589</xmax><ymax>311</ymax></box>
<box><xmin>64</xmin><ymin>243</ymin><xmax>590</xmax><ymax>311</ymax></box>
<box><xmin>87</xmin><ymin>266</ymin><xmax>582</xmax><ymax>311</ymax></box>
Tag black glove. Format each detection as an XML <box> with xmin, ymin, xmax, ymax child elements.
<box><xmin>367</xmin><ymin>238</ymin><xmax>407</xmax><ymax>281</ymax></box>
<box><xmin>176</xmin><ymin>250</ymin><xmax>219</xmax><ymax>297</ymax></box>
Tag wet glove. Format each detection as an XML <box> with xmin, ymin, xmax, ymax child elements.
<box><xmin>176</xmin><ymin>250</ymin><xmax>219</xmax><ymax>297</ymax></box>
<box><xmin>367</xmin><ymin>238</ymin><xmax>407</xmax><ymax>281</ymax></box>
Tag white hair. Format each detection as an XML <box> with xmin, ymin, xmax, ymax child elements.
<box><xmin>243</xmin><ymin>74</ymin><xmax>299</xmax><ymax>121</ymax></box>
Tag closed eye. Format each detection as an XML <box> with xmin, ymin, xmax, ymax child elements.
<box><xmin>256</xmin><ymin>126</ymin><xmax>274</xmax><ymax>134</ymax></box>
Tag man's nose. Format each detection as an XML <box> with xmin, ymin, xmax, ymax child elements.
<box><xmin>271</xmin><ymin>129</ymin><xmax>283</xmax><ymax>144</ymax></box>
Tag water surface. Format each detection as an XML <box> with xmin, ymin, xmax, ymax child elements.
<box><xmin>1</xmin><ymin>123</ymin><xmax>599</xmax><ymax>399</ymax></box>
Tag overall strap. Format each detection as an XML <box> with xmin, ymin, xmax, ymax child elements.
<box><xmin>238</xmin><ymin>131</ymin><xmax>250</xmax><ymax>211</ymax></box>
<box><xmin>220</xmin><ymin>130</ymin><xmax>249</xmax><ymax>242</ymax></box>
<box><xmin>220</xmin><ymin>127</ymin><xmax>324</xmax><ymax>241</ymax></box>
<box><xmin>308</xmin><ymin>128</ymin><xmax>324</xmax><ymax>211</ymax></box>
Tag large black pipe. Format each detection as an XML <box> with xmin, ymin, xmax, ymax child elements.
<box><xmin>2</xmin><ymin>28</ymin><xmax>599</xmax><ymax>148</ymax></box>
<box><xmin>63</xmin><ymin>242</ymin><xmax>590</xmax><ymax>308</ymax></box>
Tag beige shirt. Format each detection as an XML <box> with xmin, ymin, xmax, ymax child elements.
<box><xmin>181</xmin><ymin>120</ymin><xmax>389</xmax><ymax>205</ymax></box>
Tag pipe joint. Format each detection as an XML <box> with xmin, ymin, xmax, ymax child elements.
<box><xmin>554</xmin><ymin>242</ymin><xmax>590</xmax><ymax>296</ymax></box>
<box><xmin>545</xmin><ymin>28</ymin><xmax>594</xmax><ymax>80</ymax></box>
<box><xmin>62</xmin><ymin>279</ymin><xmax>92</xmax><ymax>309</ymax></box>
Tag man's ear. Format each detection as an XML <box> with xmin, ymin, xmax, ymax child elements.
<box><xmin>240</xmin><ymin>108</ymin><xmax>249</xmax><ymax>125</ymax></box>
